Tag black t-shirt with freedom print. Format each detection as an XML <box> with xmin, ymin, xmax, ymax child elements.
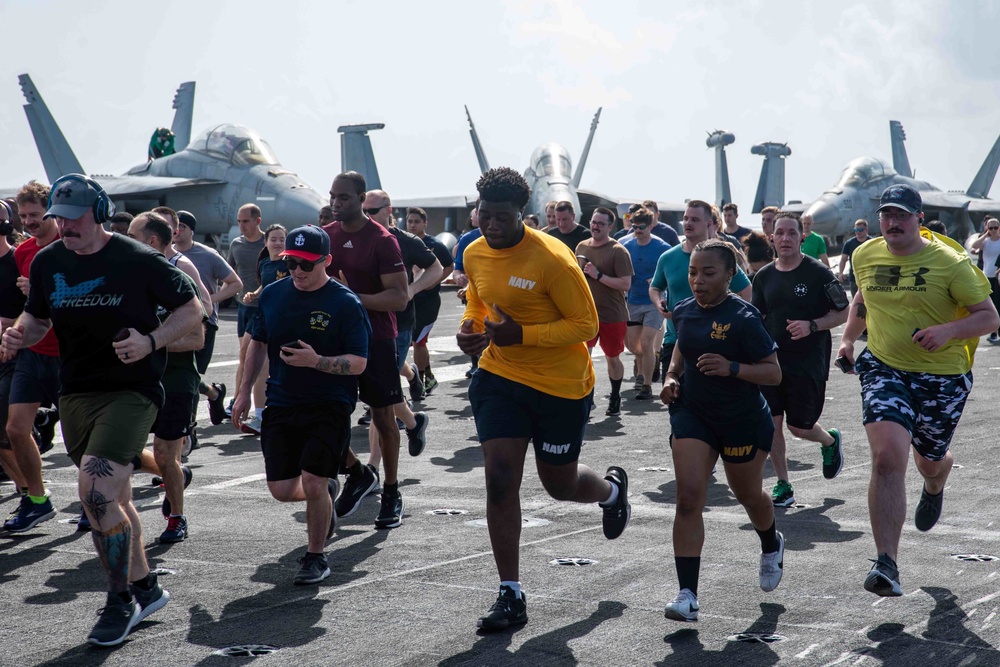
<box><xmin>672</xmin><ymin>294</ymin><xmax>777</xmax><ymax>423</ymax></box>
<box><xmin>24</xmin><ymin>234</ymin><xmax>198</xmax><ymax>407</ymax></box>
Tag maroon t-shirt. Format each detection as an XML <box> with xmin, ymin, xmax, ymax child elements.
<box><xmin>322</xmin><ymin>219</ymin><xmax>405</xmax><ymax>340</ymax></box>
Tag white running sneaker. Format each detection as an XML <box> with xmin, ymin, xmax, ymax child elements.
<box><xmin>664</xmin><ymin>588</ymin><xmax>699</xmax><ymax>622</ymax></box>
<box><xmin>759</xmin><ymin>531</ymin><xmax>785</xmax><ymax>592</ymax></box>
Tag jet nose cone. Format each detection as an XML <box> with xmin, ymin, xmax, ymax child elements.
<box><xmin>274</xmin><ymin>188</ymin><xmax>326</xmax><ymax>229</ymax></box>
<box><xmin>806</xmin><ymin>200</ymin><xmax>841</xmax><ymax>236</ymax></box>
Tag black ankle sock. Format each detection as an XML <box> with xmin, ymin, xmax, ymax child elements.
<box><xmin>756</xmin><ymin>520</ymin><xmax>780</xmax><ymax>553</ymax></box>
<box><xmin>131</xmin><ymin>574</ymin><xmax>155</xmax><ymax>591</ymax></box>
<box><xmin>610</xmin><ymin>378</ymin><xmax>622</xmax><ymax>399</ymax></box>
<box><xmin>384</xmin><ymin>482</ymin><xmax>398</xmax><ymax>495</ymax></box>
<box><xmin>675</xmin><ymin>556</ymin><xmax>700</xmax><ymax>596</ymax></box>
<box><xmin>114</xmin><ymin>590</ymin><xmax>132</xmax><ymax>604</ymax></box>
<box><xmin>347</xmin><ymin>461</ymin><xmax>364</xmax><ymax>478</ymax></box>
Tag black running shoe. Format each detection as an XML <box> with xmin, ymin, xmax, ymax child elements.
<box><xmin>86</xmin><ymin>594</ymin><xmax>140</xmax><ymax>647</ymax></box>
<box><xmin>131</xmin><ymin>572</ymin><xmax>170</xmax><ymax>623</ymax></box>
<box><xmin>335</xmin><ymin>465</ymin><xmax>378</xmax><ymax>518</ymax></box>
<box><xmin>294</xmin><ymin>552</ymin><xmax>330</xmax><ymax>585</ymax></box>
<box><xmin>76</xmin><ymin>509</ymin><xmax>91</xmax><ymax>532</ymax></box>
<box><xmin>208</xmin><ymin>383</ymin><xmax>227</xmax><ymax>425</ymax></box>
<box><xmin>864</xmin><ymin>554</ymin><xmax>902</xmax><ymax>597</ymax></box>
<box><xmin>477</xmin><ymin>585</ymin><xmax>527</xmax><ymax>631</ymax></box>
<box><xmin>407</xmin><ymin>364</ymin><xmax>425</xmax><ymax>402</ymax></box>
<box><xmin>635</xmin><ymin>384</ymin><xmax>653</xmax><ymax>400</ymax></box>
<box><xmin>375</xmin><ymin>489</ymin><xmax>404</xmax><ymax>529</ymax></box>
<box><xmin>914</xmin><ymin>486</ymin><xmax>944</xmax><ymax>532</ymax></box>
<box><xmin>605</xmin><ymin>395</ymin><xmax>621</xmax><ymax>417</ymax></box>
<box><xmin>159</xmin><ymin>515</ymin><xmax>188</xmax><ymax>543</ymax></box>
<box><xmin>602</xmin><ymin>466</ymin><xmax>631</xmax><ymax>539</ymax></box>
<box><xmin>358</xmin><ymin>406</ymin><xmax>372</xmax><ymax>426</ymax></box>
<box><xmin>821</xmin><ymin>429</ymin><xmax>843</xmax><ymax>479</ymax></box>
<box><xmin>423</xmin><ymin>375</ymin><xmax>439</xmax><ymax>395</ymax></box>
<box><xmin>406</xmin><ymin>412</ymin><xmax>429</xmax><ymax>457</ymax></box>
<box><xmin>161</xmin><ymin>466</ymin><xmax>193</xmax><ymax>518</ymax></box>
<box><xmin>34</xmin><ymin>407</ymin><xmax>57</xmax><ymax>452</ymax></box>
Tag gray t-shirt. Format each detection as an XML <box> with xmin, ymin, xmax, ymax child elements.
<box><xmin>182</xmin><ymin>242</ymin><xmax>235</xmax><ymax>325</ymax></box>
<box><xmin>227</xmin><ymin>235</ymin><xmax>265</xmax><ymax>308</ymax></box>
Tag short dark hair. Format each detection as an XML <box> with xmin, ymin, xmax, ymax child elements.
<box><xmin>854</xmin><ymin>218</ymin><xmax>868</xmax><ymax>228</ymax></box>
<box><xmin>15</xmin><ymin>180</ymin><xmax>49</xmax><ymax>208</ymax></box>
<box><xmin>406</xmin><ymin>207</ymin><xmax>428</xmax><ymax>222</ymax></box>
<box><xmin>741</xmin><ymin>230</ymin><xmax>774</xmax><ymax>264</ymax></box>
<box><xmin>554</xmin><ymin>200</ymin><xmax>575</xmax><ymax>215</ymax></box>
<box><xmin>693</xmin><ymin>238</ymin><xmax>738</xmax><ymax>275</ymax></box>
<box><xmin>336</xmin><ymin>171</ymin><xmax>367</xmax><ymax>195</ymax></box>
<box><xmin>924</xmin><ymin>219</ymin><xmax>947</xmax><ymax>234</ymax></box>
<box><xmin>775</xmin><ymin>211</ymin><xmax>803</xmax><ymax>233</ymax></box>
<box><xmin>631</xmin><ymin>207</ymin><xmax>654</xmax><ymax>227</ymax></box>
<box><xmin>135</xmin><ymin>212</ymin><xmax>172</xmax><ymax>246</ymax></box>
<box><xmin>686</xmin><ymin>199</ymin><xmax>713</xmax><ymax>219</ymax></box>
<box><xmin>760</xmin><ymin>206</ymin><xmax>780</xmax><ymax>217</ymax></box>
<box><xmin>641</xmin><ymin>199</ymin><xmax>659</xmax><ymax>214</ymax></box>
<box><xmin>109</xmin><ymin>212</ymin><xmax>134</xmax><ymax>225</ymax></box>
<box><xmin>722</xmin><ymin>202</ymin><xmax>738</xmax><ymax>215</ymax></box>
<box><xmin>475</xmin><ymin>167</ymin><xmax>530</xmax><ymax>208</ymax></box>
<box><xmin>152</xmin><ymin>206</ymin><xmax>179</xmax><ymax>230</ymax></box>
<box><xmin>593</xmin><ymin>206</ymin><xmax>616</xmax><ymax>224</ymax></box>
<box><xmin>627</xmin><ymin>203</ymin><xmax>644</xmax><ymax>215</ymax></box>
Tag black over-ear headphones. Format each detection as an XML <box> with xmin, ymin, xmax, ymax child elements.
<box><xmin>0</xmin><ymin>200</ymin><xmax>13</xmax><ymax>237</ymax></box>
<box><xmin>48</xmin><ymin>174</ymin><xmax>116</xmax><ymax>224</ymax></box>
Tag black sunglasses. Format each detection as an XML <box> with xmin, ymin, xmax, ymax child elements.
<box><xmin>284</xmin><ymin>257</ymin><xmax>325</xmax><ymax>272</ymax></box>
<box><xmin>363</xmin><ymin>205</ymin><xmax>387</xmax><ymax>215</ymax></box>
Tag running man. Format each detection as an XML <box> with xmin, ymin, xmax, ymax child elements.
<box><xmin>457</xmin><ymin>167</ymin><xmax>630</xmax><ymax>631</ymax></box>
<box><xmin>406</xmin><ymin>207</ymin><xmax>455</xmax><ymax>394</ymax></box>
<box><xmin>837</xmin><ymin>184</ymin><xmax>998</xmax><ymax>597</ymax></box>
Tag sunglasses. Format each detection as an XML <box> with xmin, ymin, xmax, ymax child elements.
<box><xmin>363</xmin><ymin>205</ymin><xmax>387</xmax><ymax>215</ymax></box>
<box><xmin>284</xmin><ymin>256</ymin><xmax>326</xmax><ymax>272</ymax></box>
<box><xmin>634</xmin><ymin>223</ymin><xmax>651</xmax><ymax>230</ymax></box>
<box><xmin>854</xmin><ymin>227</ymin><xmax>866</xmax><ymax>232</ymax></box>
<box><xmin>989</xmin><ymin>226</ymin><xmax>999</xmax><ymax>231</ymax></box>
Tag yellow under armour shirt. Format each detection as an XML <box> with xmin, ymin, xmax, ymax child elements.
<box><xmin>462</xmin><ymin>226</ymin><xmax>598</xmax><ymax>399</ymax></box>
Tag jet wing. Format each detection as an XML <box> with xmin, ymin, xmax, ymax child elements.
<box><xmin>92</xmin><ymin>175</ymin><xmax>226</xmax><ymax>200</ymax></box>
<box><xmin>967</xmin><ymin>200</ymin><xmax>1000</xmax><ymax>217</ymax></box>
<box><xmin>391</xmin><ymin>195</ymin><xmax>475</xmax><ymax>210</ymax></box>
<box><xmin>920</xmin><ymin>191</ymin><xmax>1000</xmax><ymax>218</ymax></box>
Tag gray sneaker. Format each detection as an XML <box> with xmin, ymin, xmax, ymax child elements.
<box><xmin>86</xmin><ymin>594</ymin><xmax>141</xmax><ymax>646</ymax></box>
<box><xmin>131</xmin><ymin>572</ymin><xmax>170</xmax><ymax>623</ymax></box>
<box><xmin>293</xmin><ymin>552</ymin><xmax>330</xmax><ymax>585</ymax></box>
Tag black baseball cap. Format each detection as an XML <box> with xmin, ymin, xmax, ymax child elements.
<box><xmin>877</xmin><ymin>184</ymin><xmax>922</xmax><ymax>215</ymax></box>
<box><xmin>177</xmin><ymin>210</ymin><xmax>197</xmax><ymax>231</ymax></box>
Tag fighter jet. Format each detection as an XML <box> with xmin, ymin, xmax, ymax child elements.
<box><xmin>801</xmin><ymin>121</ymin><xmax>1000</xmax><ymax>244</ymax></box>
<box><xmin>12</xmin><ymin>74</ymin><xmax>325</xmax><ymax>244</ymax></box>
<box><xmin>340</xmin><ymin>107</ymin><xmax>688</xmax><ymax>235</ymax></box>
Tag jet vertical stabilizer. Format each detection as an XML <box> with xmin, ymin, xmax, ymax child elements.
<box><xmin>706</xmin><ymin>130</ymin><xmax>735</xmax><ymax>207</ymax></box>
<box><xmin>465</xmin><ymin>106</ymin><xmax>490</xmax><ymax>175</ymax></box>
<box><xmin>171</xmin><ymin>82</ymin><xmax>196</xmax><ymax>151</ymax></box>
<box><xmin>338</xmin><ymin>123</ymin><xmax>385</xmax><ymax>190</ymax></box>
<box><xmin>18</xmin><ymin>74</ymin><xmax>84</xmax><ymax>183</ymax></box>
<box><xmin>751</xmin><ymin>142</ymin><xmax>791</xmax><ymax>213</ymax></box>
<box><xmin>889</xmin><ymin>120</ymin><xmax>912</xmax><ymax>178</ymax></box>
<box><xmin>572</xmin><ymin>108</ymin><xmax>602</xmax><ymax>189</ymax></box>
<box><xmin>966</xmin><ymin>133</ymin><xmax>1000</xmax><ymax>199</ymax></box>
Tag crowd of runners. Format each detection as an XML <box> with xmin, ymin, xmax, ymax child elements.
<box><xmin>1</xmin><ymin>168</ymin><xmax>996</xmax><ymax>646</ymax></box>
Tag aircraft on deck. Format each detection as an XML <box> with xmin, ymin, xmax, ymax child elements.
<box><xmin>798</xmin><ymin>121</ymin><xmax>1000</xmax><ymax>244</ymax></box>
<box><xmin>9</xmin><ymin>74</ymin><xmax>325</xmax><ymax>244</ymax></box>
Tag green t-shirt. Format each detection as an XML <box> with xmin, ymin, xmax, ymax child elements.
<box><xmin>801</xmin><ymin>232</ymin><xmax>828</xmax><ymax>260</ymax></box>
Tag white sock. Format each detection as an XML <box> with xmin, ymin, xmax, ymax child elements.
<box><xmin>600</xmin><ymin>482</ymin><xmax>619</xmax><ymax>507</ymax></box>
<box><xmin>500</xmin><ymin>580</ymin><xmax>522</xmax><ymax>599</ymax></box>
<box><xmin>255</xmin><ymin>408</ymin><xmax>263</xmax><ymax>420</ymax></box>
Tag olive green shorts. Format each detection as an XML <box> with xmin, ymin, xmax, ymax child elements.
<box><xmin>60</xmin><ymin>391</ymin><xmax>157</xmax><ymax>467</ymax></box>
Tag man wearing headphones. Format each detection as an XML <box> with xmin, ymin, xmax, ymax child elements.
<box><xmin>1</xmin><ymin>175</ymin><xmax>203</xmax><ymax>646</ymax></box>
<box><xmin>2</xmin><ymin>181</ymin><xmax>61</xmax><ymax>533</ymax></box>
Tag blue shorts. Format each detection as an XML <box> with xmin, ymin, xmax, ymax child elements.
<box><xmin>237</xmin><ymin>303</ymin><xmax>260</xmax><ymax>338</ymax></box>
<box><xmin>468</xmin><ymin>369</ymin><xmax>592</xmax><ymax>466</ymax></box>
<box><xmin>395</xmin><ymin>328</ymin><xmax>413</xmax><ymax>373</ymax></box>
<box><xmin>669</xmin><ymin>402</ymin><xmax>774</xmax><ymax>463</ymax></box>
<box><xmin>856</xmin><ymin>348</ymin><xmax>972</xmax><ymax>461</ymax></box>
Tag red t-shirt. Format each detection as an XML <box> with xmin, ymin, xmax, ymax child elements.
<box><xmin>14</xmin><ymin>236</ymin><xmax>60</xmax><ymax>357</ymax></box>
<box><xmin>322</xmin><ymin>219</ymin><xmax>405</xmax><ymax>341</ymax></box>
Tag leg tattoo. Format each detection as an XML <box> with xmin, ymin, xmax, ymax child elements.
<box><xmin>83</xmin><ymin>484</ymin><xmax>112</xmax><ymax>529</ymax></box>
<box><xmin>92</xmin><ymin>519</ymin><xmax>131</xmax><ymax>593</ymax></box>
<box><xmin>83</xmin><ymin>457</ymin><xmax>115</xmax><ymax>479</ymax></box>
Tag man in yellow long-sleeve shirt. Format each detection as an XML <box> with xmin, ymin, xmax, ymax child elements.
<box><xmin>456</xmin><ymin>167</ymin><xmax>631</xmax><ymax>632</ymax></box>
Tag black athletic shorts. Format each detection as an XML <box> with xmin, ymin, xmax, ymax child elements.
<box><xmin>359</xmin><ymin>338</ymin><xmax>403</xmax><ymax>409</ymax></box>
<box><xmin>469</xmin><ymin>368</ymin><xmax>592</xmax><ymax>466</ymax></box>
<box><xmin>669</xmin><ymin>402</ymin><xmax>773</xmax><ymax>464</ymax></box>
<box><xmin>260</xmin><ymin>402</ymin><xmax>352</xmax><ymax>481</ymax></box>
<box><xmin>760</xmin><ymin>373</ymin><xmax>827</xmax><ymax>430</ymax></box>
<box><xmin>151</xmin><ymin>392</ymin><xmax>199</xmax><ymax>441</ymax></box>
<box><xmin>10</xmin><ymin>348</ymin><xmax>60</xmax><ymax>406</ymax></box>
<box><xmin>195</xmin><ymin>321</ymin><xmax>218</xmax><ymax>375</ymax></box>
<box><xmin>0</xmin><ymin>360</ymin><xmax>14</xmax><ymax>449</ymax></box>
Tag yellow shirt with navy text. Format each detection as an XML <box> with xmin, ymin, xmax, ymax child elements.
<box><xmin>853</xmin><ymin>228</ymin><xmax>990</xmax><ymax>375</ymax></box>
<box><xmin>462</xmin><ymin>226</ymin><xmax>598</xmax><ymax>399</ymax></box>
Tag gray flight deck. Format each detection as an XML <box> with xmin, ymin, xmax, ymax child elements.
<box><xmin>3</xmin><ymin>286</ymin><xmax>1000</xmax><ymax>666</ymax></box>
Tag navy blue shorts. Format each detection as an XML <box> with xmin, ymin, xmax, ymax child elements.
<box><xmin>468</xmin><ymin>369</ymin><xmax>592</xmax><ymax>466</ymax></box>
<box><xmin>10</xmin><ymin>348</ymin><xmax>61</xmax><ymax>406</ymax></box>
<box><xmin>237</xmin><ymin>303</ymin><xmax>260</xmax><ymax>338</ymax></box>
<box><xmin>669</xmin><ymin>402</ymin><xmax>774</xmax><ymax>463</ymax></box>
<box><xmin>856</xmin><ymin>348</ymin><xmax>972</xmax><ymax>461</ymax></box>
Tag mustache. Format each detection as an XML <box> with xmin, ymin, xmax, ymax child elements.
<box><xmin>62</xmin><ymin>231</ymin><xmax>81</xmax><ymax>238</ymax></box>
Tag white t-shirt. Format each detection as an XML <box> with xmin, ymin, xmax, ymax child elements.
<box><xmin>981</xmin><ymin>236</ymin><xmax>1000</xmax><ymax>278</ymax></box>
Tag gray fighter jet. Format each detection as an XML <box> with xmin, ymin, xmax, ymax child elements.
<box><xmin>12</xmin><ymin>74</ymin><xmax>325</xmax><ymax>243</ymax></box>
<box><xmin>800</xmin><ymin>121</ymin><xmax>1000</xmax><ymax>244</ymax></box>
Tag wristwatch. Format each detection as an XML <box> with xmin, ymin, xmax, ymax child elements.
<box><xmin>596</xmin><ymin>271</ymin><xmax>604</xmax><ymax>280</ymax></box>
<box><xmin>729</xmin><ymin>361</ymin><xmax>740</xmax><ymax>377</ymax></box>
<box><xmin>809</xmin><ymin>320</ymin><xmax>818</xmax><ymax>333</ymax></box>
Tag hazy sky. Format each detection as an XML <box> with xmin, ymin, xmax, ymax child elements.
<box><xmin>2</xmin><ymin>0</ymin><xmax>998</xmax><ymax>222</ymax></box>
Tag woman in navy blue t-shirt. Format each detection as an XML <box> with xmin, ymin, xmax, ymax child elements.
<box><xmin>659</xmin><ymin>239</ymin><xmax>784</xmax><ymax>622</ymax></box>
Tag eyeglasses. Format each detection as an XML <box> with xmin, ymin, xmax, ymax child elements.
<box><xmin>634</xmin><ymin>223</ymin><xmax>651</xmax><ymax>230</ymax></box>
<box><xmin>363</xmin><ymin>205</ymin><xmax>388</xmax><ymax>216</ymax></box>
<box><xmin>879</xmin><ymin>211</ymin><xmax>914</xmax><ymax>222</ymax></box>
<box><xmin>590</xmin><ymin>220</ymin><xmax>611</xmax><ymax>227</ymax></box>
<box><xmin>284</xmin><ymin>256</ymin><xmax>326</xmax><ymax>272</ymax></box>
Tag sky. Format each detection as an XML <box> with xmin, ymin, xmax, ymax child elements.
<box><xmin>2</xmin><ymin>0</ymin><xmax>999</xmax><ymax>224</ymax></box>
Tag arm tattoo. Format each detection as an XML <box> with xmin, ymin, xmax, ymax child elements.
<box><xmin>83</xmin><ymin>484</ymin><xmax>112</xmax><ymax>528</ymax></box>
<box><xmin>83</xmin><ymin>457</ymin><xmax>115</xmax><ymax>479</ymax></box>
<box><xmin>316</xmin><ymin>355</ymin><xmax>352</xmax><ymax>375</ymax></box>
<box><xmin>857</xmin><ymin>303</ymin><xmax>867</xmax><ymax>319</ymax></box>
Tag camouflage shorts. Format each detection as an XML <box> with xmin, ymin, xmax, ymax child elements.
<box><xmin>856</xmin><ymin>348</ymin><xmax>972</xmax><ymax>461</ymax></box>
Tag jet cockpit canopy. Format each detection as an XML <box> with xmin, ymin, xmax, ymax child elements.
<box><xmin>832</xmin><ymin>157</ymin><xmax>895</xmax><ymax>189</ymax></box>
<box><xmin>527</xmin><ymin>142</ymin><xmax>573</xmax><ymax>181</ymax></box>
<box><xmin>189</xmin><ymin>124</ymin><xmax>280</xmax><ymax>166</ymax></box>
